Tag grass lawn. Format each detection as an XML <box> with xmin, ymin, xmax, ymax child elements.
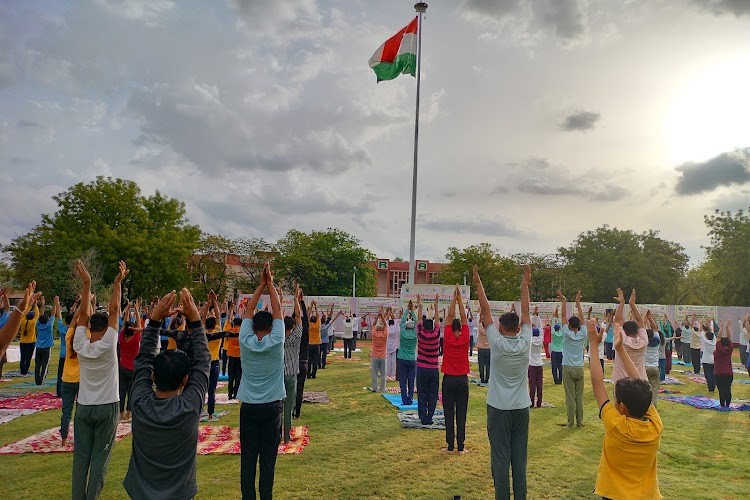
<box><xmin>1</xmin><ymin>341</ymin><xmax>749</xmax><ymax>499</ymax></box>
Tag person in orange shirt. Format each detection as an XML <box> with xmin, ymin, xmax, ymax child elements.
<box><xmin>225</xmin><ymin>317</ymin><xmax>243</xmax><ymax>400</ymax></box>
<box><xmin>588</xmin><ymin>316</ymin><xmax>663</xmax><ymax>500</ymax></box>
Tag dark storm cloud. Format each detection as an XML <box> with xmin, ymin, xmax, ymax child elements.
<box><xmin>560</xmin><ymin>110</ymin><xmax>601</xmax><ymax>131</ymax></box>
<box><xmin>694</xmin><ymin>0</ymin><xmax>750</xmax><ymax>17</ymax></box>
<box><xmin>675</xmin><ymin>148</ymin><xmax>750</xmax><ymax>195</ymax></box>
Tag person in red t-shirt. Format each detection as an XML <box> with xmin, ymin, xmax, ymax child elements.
<box><xmin>441</xmin><ymin>286</ymin><xmax>470</xmax><ymax>453</ymax></box>
<box><xmin>118</xmin><ymin>320</ymin><xmax>142</xmax><ymax>421</ymax></box>
<box><xmin>542</xmin><ymin>317</ymin><xmax>552</xmax><ymax>359</ymax></box>
<box><xmin>713</xmin><ymin>320</ymin><xmax>734</xmax><ymax>408</ymax></box>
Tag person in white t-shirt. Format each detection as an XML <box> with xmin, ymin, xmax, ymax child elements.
<box><xmin>351</xmin><ymin>313</ymin><xmax>360</xmax><ymax>350</ymax></box>
<box><xmin>739</xmin><ymin>315</ymin><xmax>748</xmax><ymax>366</ymax></box>
<box><xmin>528</xmin><ymin>326</ymin><xmax>544</xmax><ymax>408</ymax></box>
<box><xmin>386</xmin><ymin>308</ymin><xmax>400</xmax><ymax>380</ymax></box>
<box><xmin>700</xmin><ymin>328</ymin><xmax>717</xmax><ymax>393</ymax></box>
<box><xmin>72</xmin><ymin>259</ymin><xmax>128</xmax><ymax>500</ymax></box>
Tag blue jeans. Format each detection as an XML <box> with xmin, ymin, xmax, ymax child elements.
<box><xmin>207</xmin><ymin>360</ymin><xmax>220</xmax><ymax>416</ymax></box>
<box><xmin>658</xmin><ymin>358</ymin><xmax>666</xmax><ymax>381</ymax></box>
<box><xmin>397</xmin><ymin>358</ymin><xmax>416</xmax><ymax>405</ymax></box>
<box><xmin>416</xmin><ymin>367</ymin><xmax>439</xmax><ymax>423</ymax></box>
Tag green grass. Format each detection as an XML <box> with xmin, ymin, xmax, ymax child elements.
<box><xmin>1</xmin><ymin>343</ymin><xmax>749</xmax><ymax>499</ymax></box>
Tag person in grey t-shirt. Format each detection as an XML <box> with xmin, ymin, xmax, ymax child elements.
<box><xmin>123</xmin><ymin>288</ymin><xmax>210</xmax><ymax>500</ymax></box>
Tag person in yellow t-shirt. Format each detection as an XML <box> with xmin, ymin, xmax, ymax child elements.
<box><xmin>587</xmin><ymin>309</ymin><xmax>663</xmax><ymax>500</ymax></box>
<box><xmin>224</xmin><ymin>318</ymin><xmax>242</xmax><ymax>400</ymax></box>
<box><xmin>307</xmin><ymin>301</ymin><xmax>322</xmax><ymax>379</ymax></box>
<box><xmin>18</xmin><ymin>301</ymin><xmax>40</xmax><ymax>376</ymax></box>
<box><xmin>60</xmin><ymin>306</ymin><xmax>86</xmax><ymax>447</ymax></box>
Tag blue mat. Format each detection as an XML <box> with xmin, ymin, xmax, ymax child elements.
<box><xmin>382</xmin><ymin>393</ymin><xmax>418</xmax><ymax>411</ymax></box>
<box><xmin>218</xmin><ymin>373</ymin><xmax>228</xmax><ymax>381</ymax></box>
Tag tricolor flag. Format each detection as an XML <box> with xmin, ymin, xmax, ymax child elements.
<box><xmin>368</xmin><ymin>17</ymin><xmax>418</xmax><ymax>82</ymax></box>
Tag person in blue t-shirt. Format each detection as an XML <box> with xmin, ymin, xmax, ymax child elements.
<box><xmin>35</xmin><ymin>295</ymin><xmax>55</xmax><ymax>385</ymax></box>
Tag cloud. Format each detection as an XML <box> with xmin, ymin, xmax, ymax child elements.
<box><xmin>460</xmin><ymin>0</ymin><xmax>589</xmax><ymax>46</ymax></box>
<box><xmin>17</xmin><ymin>119</ymin><xmax>42</xmax><ymax>128</ymax></box>
<box><xmin>693</xmin><ymin>0</ymin><xmax>750</xmax><ymax>17</ymax></box>
<box><xmin>494</xmin><ymin>157</ymin><xmax>629</xmax><ymax>200</ymax></box>
<box><xmin>560</xmin><ymin>110</ymin><xmax>601</xmax><ymax>131</ymax></box>
<box><xmin>675</xmin><ymin>148</ymin><xmax>750</xmax><ymax>195</ymax></box>
<box><xmin>93</xmin><ymin>0</ymin><xmax>175</xmax><ymax>26</ymax></box>
<box><xmin>419</xmin><ymin>215</ymin><xmax>528</xmax><ymax>238</ymax></box>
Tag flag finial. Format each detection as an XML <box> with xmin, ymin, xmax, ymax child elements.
<box><xmin>414</xmin><ymin>2</ymin><xmax>428</xmax><ymax>13</ymax></box>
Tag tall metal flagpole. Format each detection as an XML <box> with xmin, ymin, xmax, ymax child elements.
<box><xmin>408</xmin><ymin>2</ymin><xmax>427</xmax><ymax>285</ymax></box>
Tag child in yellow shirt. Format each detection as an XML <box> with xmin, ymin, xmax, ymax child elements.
<box><xmin>587</xmin><ymin>313</ymin><xmax>663</xmax><ymax>500</ymax></box>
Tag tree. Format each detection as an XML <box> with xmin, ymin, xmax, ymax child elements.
<box><xmin>232</xmin><ymin>237</ymin><xmax>277</xmax><ymax>295</ymax></box>
<box><xmin>274</xmin><ymin>228</ymin><xmax>376</xmax><ymax>296</ymax></box>
<box><xmin>702</xmin><ymin>208</ymin><xmax>750</xmax><ymax>305</ymax></box>
<box><xmin>442</xmin><ymin>243</ymin><xmax>518</xmax><ymax>300</ymax></box>
<box><xmin>512</xmin><ymin>253</ymin><xmax>568</xmax><ymax>302</ymax></box>
<box><xmin>0</xmin><ymin>257</ymin><xmax>18</xmax><ymax>290</ymax></box>
<box><xmin>5</xmin><ymin>177</ymin><xmax>201</xmax><ymax>301</ymax></box>
<box><xmin>189</xmin><ymin>234</ymin><xmax>237</xmax><ymax>301</ymax></box>
<box><xmin>558</xmin><ymin>226</ymin><xmax>688</xmax><ymax>303</ymax></box>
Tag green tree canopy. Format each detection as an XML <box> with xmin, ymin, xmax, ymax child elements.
<box><xmin>558</xmin><ymin>226</ymin><xmax>688</xmax><ymax>303</ymax></box>
<box><xmin>442</xmin><ymin>243</ymin><xmax>518</xmax><ymax>300</ymax></box>
<box><xmin>6</xmin><ymin>176</ymin><xmax>201</xmax><ymax>301</ymax></box>
<box><xmin>702</xmin><ymin>207</ymin><xmax>750</xmax><ymax>305</ymax></box>
<box><xmin>274</xmin><ymin>228</ymin><xmax>376</xmax><ymax>296</ymax></box>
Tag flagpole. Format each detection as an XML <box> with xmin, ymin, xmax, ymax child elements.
<box><xmin>408</xmin><ymin>2</ymin><xmax>427</xmax><ymax>285</ymax></box>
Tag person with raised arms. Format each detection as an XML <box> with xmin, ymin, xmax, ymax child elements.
<box><xmin>0</xmin><ymin>281</ymin><xmax>42</xmax><ymax>363</ymax></box>
<box><xmin>441</xmin><ymin>286</ymin><xmax>471</xmax><ymax>453</ymax></box>
<box><xmin>610</xmin><ymin>288</ymin><xmax>647</xmax><ymax>384</ymax></box>
<box><xmin>416</xmin><ymin>294</ymin><xmax>440</xmax><ymax>424</ymax></box>
<box><xmin>282</xmin><ymin>284</ymin><xmax>303</xmax><ymax>444</ymax></box>
<box><xmin>713</xmin><ymin>320</ymin><xmax>734</xmax><ymax>408</ymax></box>
<box><xmin>549</xmin><ymin>306</ymin><xmax>564</xmax><ymax>385</ymax></box>
<box><xmin>644</xmin><ymin>310</ymin><xmax>664</xmax><ymax>407</ymax></box>
<box><xmin>54</xmin><ymin>295</ymin><xmax>75</xmax><ymax>397</ymax></box>
<box><xmin>385</xmin><ymin>307</ymin><xmax>400</xmax><ymax>381</ymax></box>
<box><xmin>238</xmin><ymin>262</ymin><xmax>285</xmax><ymax>500</ymax></box>
<box><xmin>398</xmin><ymin>300</ymin><xmax>418</xmax><ymax>406</ymax></box>
<box><xmin>72</xmin><ymin>259</ymin><xmax>128</xmax><ymax>500</ymax></box>
<box><xmin>307</xmin><ymin>300</ymin><xmax>322</xmax><ymax>379</ymax></box>
<box><xmin>123</xmin><ymin>287</ymin><xmax>210</xmax><ymax>499</ymax></box>
<box><xmin>475</xmin><ymin>264</ymin><xmax>531</xmax><ymax>499</ymax></box>
<box><xmin>319</xmin><ymin>303</ymin><xmax>334</xmax><ymax>369</ymax></box>
<box><xmin>587</xmin><ymin>318</ymin><xmax>663</xmax><ymax>500</ymax></box>
<box><xmin>557</xmin><ymin>289</ymin><xmax>587</xmax><ymax>428</ymax></box>
<box><xmin>370</xmin><ymin>307</ymin><xmax>389</xmax><ymax>393</ymax></box>
<box><xmin>34</xmin><ymin>294</ymin><xmax>55</xmax><ymax>385</ymax></box>
<box><xmin>59</xmin><ymin>300</ymin><xmax>85</xmax><ymax>447</ymax></box>
<box><xmin>294</xmin><ymin>288</ymin><xmax>309</xmax><ymax>420</ymax></box>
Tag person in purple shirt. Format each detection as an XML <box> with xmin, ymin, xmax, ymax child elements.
<box><xmin>416</xmin><ymin>294</ymin><xmax>441</xmax><ymax>425</ymax></box>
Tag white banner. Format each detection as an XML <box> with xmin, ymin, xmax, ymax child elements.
<box><xmin>399</xmin><ymin>284</ymin><xmax>471</xmax><ymax>312</ymax></box>
<box><xmin>356</xmin><ymin>297</ymin><xmax>399</xmax><ymax>316</ymax></box>
<box><xmin>469</xmin><ymin>300</ymin><xmax>516</xmax><ymax>318</ymax></box>
<box><xmin>675</xmin><ymin>304</ymin><xmax>718</xmax><ymax>322</ymax></box>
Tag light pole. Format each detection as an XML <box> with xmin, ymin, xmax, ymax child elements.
<box><xmin>463</xmin><ymin>272</ymin><xmax>467</xmax><ymax>286</ymax></box>
<box><xmin>353</xmin><ymin>266</ymin><xmax>357</xmax><ymax>298</ymax></box>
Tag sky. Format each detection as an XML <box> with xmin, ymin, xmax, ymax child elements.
<box><xmin>1</xmin><ymin>0</ymin><xmax>749</xmax><ymax>265</ymax></box>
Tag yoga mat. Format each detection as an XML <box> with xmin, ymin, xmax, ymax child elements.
<box><xmin>660</xmin><ymin>395</ymin><xmax>750</xmax><ymax>411</ymax></box>
<box><xmin>302</xmin><ymin>392</ymin><xmax>329</xmax><ymax>404</ymax></box>
<box><xmin>0</xmin><ymin>409</ymin><xmax>38</xmax><ymax>425</ymax></box>
<box><xmin>688</xmin><ymin>376</ymin><xmax>706</xmax><ymax>384</ymax></box>
<box><xmin>0</xmin><ymin>378</ymin><xmax>13</xmax><ymax>383</ymax></box>
<box><xmin>531</xmin><ymin>401</ymin><xmax>556</xmax><ymax>408</ymax></box>
<box><xmin>0</xmin><ymin>371</ymin><xmax>24</xmax><ymax>378</ymax></box>
<box><xmin>737</xmin><ymin>379</ymin><xmax>750</xmax><ymax>384</ymax></box>
<box><xmin>382</xmin><ymin>393</ymin><xmax>418</xmax><ymax>411</ymax></box>
<box><xmin>0</xmin><ymin>423</ymin><xmax>132</xmax><ymax>454</ymax></box>
<box><xmin>197</xmin><ymin>425</ymin><xmax>309</xmax><ymax>455</ymax></box>
<box><xmin>470</xmin><ymin>379</ymin><xmax>487</xmax><ymax>387</ymax></box>
<box><xmin>658</xmin><ymin>388</ymin><xmax>681</xmax><ymax>394</ymax></box>
<box><xmin>662</xmin><ymin>376</ymin><xmax>685</xmax><ymax>385</ymax></box>
<box><xmin>216</xmin><ymin>381</ymin><xmax>227</xmax><ymax>389</ymax></box>
<box><xmin>0</xmin><ymin>392</ymin><xmax>61</xmax><ymax>411</ymax></box>
<box><xmin>397</xmin><ymin>409</ymin><xmax>446</xmax><ymax>430</ymax></box>
<box><xmin>199</xmin><ymin>410</ymin><xmax>230</xmax><ymax>422</ymax></box>
<box><xmin>218</xmin><ymin>373</ymin><xmax>228</xmax><ymax>382</ymax></box>
<box><xmin>9</xmin><ymin>378</ymin><xmax>57</xmax><ymax>389</ymax></box>
<box><xmin>206</xmin><ymin>393</ymin><xmax>239</xmax><ymax>405</ymax></box>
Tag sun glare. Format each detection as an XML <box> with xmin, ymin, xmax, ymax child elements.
<box><xmin>664</xmin><ymin>55</ymin><xmax>750</xmax><ymax>166</ymax></box>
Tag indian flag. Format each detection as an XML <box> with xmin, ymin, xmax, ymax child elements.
<box><xmin>368</xmin><ymin>17</ymin><xmax>418</xmax><ymax>82</ymax></box>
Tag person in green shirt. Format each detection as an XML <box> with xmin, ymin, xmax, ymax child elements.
<box><xmin>397</xmin><ymin>301</ymin><xmax>418</xmax><ymax>405</ymax></box>
<box><xmin>550</xmin><ymin>306</ymin><xmax>564</xmax><ymax>384</ymax></box>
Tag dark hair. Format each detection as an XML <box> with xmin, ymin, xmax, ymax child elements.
<box><xmin>568</xmin><ymin>316</ymin><xmax>580</xmax><ymax>330</ymax></box>
<box><xmin>310</xmin><ymin>315</ymin><xmax>318</xmax><ymax>323</ymax></box>
<box><xmin>90</xmin><ymin>312</ymin><xmax>109</xmax><ymax>333</ymax></box>
<box><xmin>284</xmin><ymin>316</ymin><xmax>295</xmax><ymax>331</ymax></box>
<box><xmin>719</xmin><ymin>337</ymin><xmax>731</xmax><ymax>347</ymax></box>
<box><xmin>451</xmin><ymin>319</ymin><xmax>461</xmax><ymax>333</ymax></box>
<box><xmin>321</xmin><ymin>315</ymin><xmax>327</xmax><ymax>324</ymax></box>
<box><xmin>122</xmin><ymin>321</ymin><xmax>136</xmax><ymax>338</ymax></box>
<box><xmin>388</xmin><ymin>319</ymin><xmax>394</xmax><ymax>326</ymax></box>
<box><xmin>153</xmin><ymin>349</ymin><xmax>191</xmax><ymax>391</ymax></box>
<box><xmin>553</xmin><ymin>324</ymin><xmax>560</xmax><ymax>331</ymax></box>
<box><xmin>39</xmin><ymin>313</ymin><xmax>50</xmax><ymax>324</ymax></box>
<box><xmin>26</xmin><ymin>310</ymin><xmax>36</xmax><ymax>320</ymax></box>
<box><xmin>205</xmin><ymin>317</ymin><xmax>217</xmax><ymax>330</ymax></box>
<box><xmin>705</xmin><ymin>331</ymin><xmax>714</xmax><ymax>341</ymax></box>
<box><xmin>498</xmin><ymin>312</ymin><xmax>519</xmax><ymax>331</ymax></box>
<box><xmin>622</xmin><ymin>320</ymin><xmax>639</xmax><ymax>336</ymax></box>
<box><xmin>253</xmin><ymin>310</ymin><xmax>273</xmax><ymax>332</ymax></box>
<box><xmin>423</xmin><ymin>319</ymin><xmax>434</xmax><ymax>331</ymax></box>
<box><xmin>532</xmin><ymin>327</ymin><xmax>540</xmax><ymax>337</ymax></box>
<box><xmin>614</xmin><ymin>377</ymin><xmax>653</xmax><ymax>418</ymax></box>
<box><xmin>64</xmin><ymin>312</ymin><xmax>74</xmax><ymax>324</ymax></box>
<box><xmin>233</xmin><ymin>317</ymin><xmax>242</xmax><ymax>327</ymax></box>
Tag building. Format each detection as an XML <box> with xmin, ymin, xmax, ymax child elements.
<box><xmin>368</xmin><ymin>259</ymin><xmax>447</xmax><ymax>297</ymax></box>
